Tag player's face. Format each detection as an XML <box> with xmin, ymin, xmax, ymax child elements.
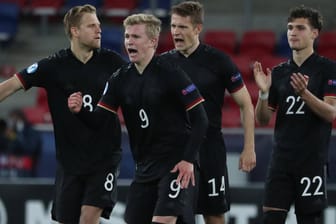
<box><xmin>124</xmin><ymin>24</ymin><xmax>157</xmax><ymax>65</ymax></box>
<box><xmin>73</xmin><ymin>13</ymin><xmax>101</xmax><ymax>50</ymax></box>
<box><xmin>171</xmin><ymin>14</ymin><xmax>202</xmax><ymax>56</ymax></box>
<box><xmin>287</xmin><ymin>18</ymin><xmax>318</xmax><ymax>52</ymax></box>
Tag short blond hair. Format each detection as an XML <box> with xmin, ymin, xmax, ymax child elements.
<box><xmin>63</xmin><ymin>4</ymin><xmax>97</xmax><ymax>39</ymax></box>
<box><xmin>123</xmin><ymin>13</ymin><xmax>162</xmax><ymax>39</ymax></box>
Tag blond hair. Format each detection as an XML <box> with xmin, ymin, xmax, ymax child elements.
<box><xmin>123</xmin><ymin>13</ymin><xmax>162</xmax><ymax>39</ymax></box>
<box><xmin>63</xmin><ymin>4</ymin><xmax>97</xmax><ymax>39</ymax></box>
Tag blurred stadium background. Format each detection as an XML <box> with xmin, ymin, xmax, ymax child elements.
<box><xmin>1</xmin><ymin>0</ymin><xmax>336</xmax><ymax>223</ymax></box>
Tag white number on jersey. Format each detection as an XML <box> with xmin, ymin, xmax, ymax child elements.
<box><xmin>286</xmin><ymin>96</ymin><xmax>305</xmax><ymax>115</ymax></box>
<box><xmin>83</xmin><ymin>94</ymin><xmax>93</xmax><ymax>112</ymax></box>
<box><xmin>139</xmin><ymin>109</ymin><xmax>149</xmax><ymax>128</ymax></box>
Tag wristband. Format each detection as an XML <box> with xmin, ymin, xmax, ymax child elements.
<box><xmin>259</xmin><ymin>91</ymin><xmax>269</xmax><ymax>100</ymax></box>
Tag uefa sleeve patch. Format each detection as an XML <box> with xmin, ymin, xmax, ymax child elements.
<box><xmin>26</xmin><ymin>63</ymin><xmax>38</xmax><ymax>74</ymax></box>
<box><xmin>231</xmin><ymin>72</ymin><xmax>242</xmax><ymax>82</ymax></box>
<box><xmin>182</xmin><ymin>84</ymin><xmax>196</xmax><ymax>95</ymax></box>
<box><xmin>328</xmin><ymin>79</ymin><xmax>336</xmax><ymax>86</ymax></box>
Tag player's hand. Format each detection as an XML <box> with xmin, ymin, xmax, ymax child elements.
<box><xmin>68</xmin><ymin>91</ymin><xmax>83</xmax><ymax>113</ymax></box>
<box><xmin>253</xmin><ymin>61</ymin><xmax>272</xmax><ymax>93</ymax></box>
<box><xmin>239</xmin><ymin>147</ymin><xmax>256</xmax><ymax>172</ymax></box>
<box><xmin>170</xmin><ymin>160</ymin><xmax>195</xmax><ymax>189</ymax></box>
<box><xmin>290</xmin><ymin>72</ymin><xmax>309</xmax><ymax>96</ymax></box>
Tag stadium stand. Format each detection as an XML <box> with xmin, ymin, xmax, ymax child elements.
<box><xmin>203</xmin><ymin>29</ymin><xmax>237</xmax><ymax>56</ymax></box>
<box><xmin>0</xmin><ymin>2</ymin><xmax>20</xmax><ymax>46</ymax></box>
<box><xmin>0</xmin><ymin>64</ymin><xmax>16</xmax><ymax>79</ymax></box>
<box><xmin>101</xmin><ymin>26</ymin><xmax>125</xmax><ymax>56</ymax></box>
<box><xmin>231</xmin><ymin>55</ymin><xmax>253</xmax><ymax>81</ymax></box>
<box><xmin>222</xmin><ymin>105</ymin><xmax>241</xmax><ymax>127</ymax></box>
<box><xmin>101</xmin><ymin>0</ymin><xmax>137</xmax><ymax>23</ymax></box>
<box><xmin>29</xmin><ymin>0</ymin><xmax>64</xmax><ymax>35</ymax></box>
<box><xmin>276</xmin><ymin>32</ymin><xmax>291</xmax><ymax>58</ymax></box>
<box><xmin>239</xmin><ymin>29</ymin><xmax>277</xmax><ymax>60</ymax></box>
<box><xmin>317</xmin><ymin>31</ymin><xmax>336</xmax><ymax>61</ymax></box>
<box><xmin>62</xmin><ymin>0</ymin><xmax>102</xmax><ymax>12</ymax></box>
<box><xmin>156</xmin><ymin>29</ymin><xmax>174</xmax><ymax>54</ymax></box>
<box><xmin>138</xmin><ymin>0</ymin><xmax>171</xmax><ymax>19</ymax></box>
<box><xmin>22</xmin><ymin>88</ymin><xmax>51</xmax><ymax>125</ymax></box>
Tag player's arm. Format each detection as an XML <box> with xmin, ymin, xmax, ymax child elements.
<box><xmin>231</xmin><ymin>86</ymin><xmax>256</xmax><ymax>172</ymax></box>
<box><xmin>171</xmin><ymin>102</ymin><xmax>208</xmax><ymax>188</ymax></box>
<box><xmin>291</xmin><ymin>72</ymin><xmax>336</xmax><ymax>122</ymax></box>
<box><xmin>184</xmin><ymin>102</ymin><xmax>208</xmax><ymax>163</ymax></box>
<box><xmin>253</xmin><ymin>61</ymin><xmax>273</xmax><ymax>125</ymax></box>
<box><xmin>0</xmin><ymin>76</ymin><xmax>23</xmax><ymax>101</ymax></box>
<box><xmin>68</xmin><ymin>91</ymin><xmax>117</xmax><ymax>129</ymax></box>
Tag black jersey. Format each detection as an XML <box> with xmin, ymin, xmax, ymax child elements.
<box><xmin>269</xmin><ymin>53</ymin><xmax>336</xmax><ymax>167</ymax></box>
<box><xmin>16</xmin><ymin>48</ymin><xmax>126</xmax><ymax>174</ymax></box>
<box><xmin>97</xmin><ymin>56</ymin><xmax>204</xmax><ymax>182</ymax></box>
<box><xmin>161</xmin><ymin>43</ymin><xmax>244</xmax><ymax>133</ymax></box>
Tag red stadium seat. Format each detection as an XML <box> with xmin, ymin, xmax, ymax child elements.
<box><xmin>203</xmin><ymin>30</ymin><xmax>237</xmax><ymax>56</ymax></box>
<box><xmin>0</xmin><ymin>64</ymin><xmax>16</xmax><ymax>79</ymax></box>
<box><xmin>0</xmin><ymin>0</ymin><xmax>27</xmax><ymax>8</ymax></box>
<box><xmin>30</xmin><ymin>0</ymin><xmax>63</xmax><ymax>15</ymax></box>
<box><xmin>317</xmin><ymin>31</ymin><xmax>336</xmax><ymax>60</ymax></box>
<box><xmin>222</xmin><ymin>106</ymin><xmax>241</xmax><ymax>127</ymax></box>
<box><xmin>102</xmin><ymin>0</ymin><xmax>137</xmax><ymax>22</ymax></box>
<box><xmin>36</xmin><ymin>88</ymin><xmax>49</xmax><ymax>112</ymax></box>
<box><xmin>29</xmin><ymin>0</ymin><xmax>64</xmax><ymax>34</ymax></box>
<box><xmin>231</xmin><ymin>55</ymin><xmax>253</xmax><ymax>80</ymax></box>
<box><xmin>22</xmin><ymin>106</ymin><xmax>50</xmax><ymax>124</ymax></box>
<box><xmin>157</xmin><ymin>30</ymin><xmax>174</xmax><ymax>54</ymax></box>
<box><xmin>244</xmin><ymin>80</ymin><xmax>259</xmax><ymax>105</ymax></box>
<box><xmin>22</xmin><ymin>88</ymin><xmax>51</xmax><ymax>124</ymax></box>
<box><xmin>239</xmin><ymin>30</ymin><xmax>276</xmax><ymax>60</ymax></box>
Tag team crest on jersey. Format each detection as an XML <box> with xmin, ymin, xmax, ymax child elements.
<box><xmin>26</xmin><ymin>63</ymin><xmax>38</xmax><ymax>74</ymax></box>
<box><xmin>231</xmin><ymin>73</ymin><xmax>242</xmax><ymax>82</ymax></box>
<box><xmin>103</xmin><ymin>82</ymin><xmax>109</xmax><ymax>95</ymax></box>
<box><xmin>328</xmin><ymin>79</ymin><xmax>336</xmax><ymax>86</ymax></box>
<box><xmin>182</xmin><ymin>84</ymin><xmax>196</xmax><ymax>95</ymax></box>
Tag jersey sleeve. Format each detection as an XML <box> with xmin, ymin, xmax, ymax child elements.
<box><xmin>97</xmin><ymin>69</ymin><xmax>121</xmax><ymax>114</ymax></box>
<box><xmin>15</xmin><ymin>57</ymin><xmax>53</xmax><ymax>90</ymax></box>
<box><xmin>167</xmin><ymin>64</ymin><xmax>204</xmax><ymax>110</ymax></box>
<box><xmin>323</xmin><ymin>60</ymin><xmax>336</xmax><ymax>97</ymax></box>
<box><xmin>219</xmin><ymin>54</ymin><xmax>244</xmax><ymax>93</ymax></box>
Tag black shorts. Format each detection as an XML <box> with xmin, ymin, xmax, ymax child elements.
<box><xmin>124</xmin><ymin>171</ymin><xmax>196</xmax><ymax>224</ymax></box>
<box><xmin>197</xmin><ymin>136</ymin><xmax>230</xmax><ymax>215</ymax></box>
<box><xmin>51</xmin><ymin>164</ymin><xmax>119</xmax><ymax>223</ymax></box>
<box><xmin>264</xmin><ymin>163</ymin><xmax>327</xmax><ymax>214</ymax></box>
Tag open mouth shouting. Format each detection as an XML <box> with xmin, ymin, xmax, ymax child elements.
<box><xmin>127</xmin><ymin>48</ymin><xmax>138</xmax><ymax>56</ymax></box>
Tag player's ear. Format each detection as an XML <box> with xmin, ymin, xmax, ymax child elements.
<box><xmin>151</xmin><ymin>37</ymin><xmax>158</xmax><ymax>48</ymax></box>
<box><xmin>70</xmin><ymin>26</ymin><xmax>79</xmax><ymax>38</ymax></box>
<box><xmin>195</xmin><ymin>24</ymin><xmax>203</xmax><ymax>35</ymax></box>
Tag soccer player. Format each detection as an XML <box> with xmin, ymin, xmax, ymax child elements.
<box><xmin>68</xmin><ymin>13</ymin><xmax>208</xmax><ymax>224</ymax></box>
<box><xmin>160</xmin><ymin>1</ymin><xmax>256</xmax><ymax>224</ymax></box>
<box><xmin>0</xmin><ymin>4</ymin><xmax>126</xmax><ymax>223</ymax></box>
<box><xmin>253</xmin><ymin>5</ymin><xmax>336</xmax><ymax>224</ymax></box>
